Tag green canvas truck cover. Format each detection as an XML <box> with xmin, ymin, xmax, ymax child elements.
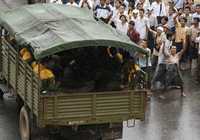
<box><xmin>0</xmin><ymin>0</ymin><xmax>27</xmax><ymax>12</ymax></box>
<box><xmin>0</xmin><ymin>1</ymin><xmax>11</xmax><ymax>12</ymax></box>
<box><xmin>0</xmin><ymin>4</ymin><xmax>147</xmax><ymax>60</ymax></box>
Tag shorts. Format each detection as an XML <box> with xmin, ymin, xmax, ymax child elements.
<box><xmin>198</xmin><ymin>55</ymin><xmax>200</xmax><ymax>81</ymax></box>
<box><xmin>175</xmin><ymin>42</ymin><xmax>183</xmax><ymax>53</ymax></box>
<box><xmin>188</xmin><ymin>42</ymin><xmax>198</xmax><ymax>60</ymax></box>
<box><xmin>165</xmin><ymin>64</ymin><xmax>184</xmax><ymax>87</ymax></box>
<box><xmin>151</xmin><ymin>63</ymin><xmax>167</xmax><ymax>88</ymax></box>
<box><xmin>152</xmin><ymin>55</ymin><xmax>158</xmax><ymax>70</ymax></box>
<box><xmin>170</xmin><ymin>27</ymin><xmax>176</xmax><ymax>33</ymax></box>
<box><xmin>175</xmin><ymin>42</ymin><xmax>187</xmax><ymax>62</ymax></box>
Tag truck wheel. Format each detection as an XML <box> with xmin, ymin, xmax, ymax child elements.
<box><xmin>16</xmin><ymin>95</ymin><xmax>24</xmax><ymax>113</ymax></box>
<box><xmin>19</xmin><ymin>106</ymin><xmax>31</xmax><ymax>140</ymax></box>
<box><xmin>0</xmin><ymin>89</ymin><xmax>4</xmax><ymax>100</ymax></box>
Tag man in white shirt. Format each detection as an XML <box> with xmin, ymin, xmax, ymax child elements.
<box><xmin>146</xmin><ymin>7</ymin><xmax>157</xmax><ymax>52</ymax></box>
<box><xmin>192</xmin><ymin>4</ymin><xmax>200</xmax><ymax>20</ymax></box>
<box><xmin>138</xmin><ymin>40</ymin><xmax>152</xmax><ymax>68</ymax></box>
<box><xmin>135</xmin><ymin>8</ymin><xmax>150</xmax><ymax>40</ymax></box>
<box><xmin>66</xmin><ymin>0</ymin><xmax>79</xmax><ymax>7</ymax></box>
<box><xmin>108</xmin><ymin>0</ymin><xmax>120</xmax><ymax>27</ymax></box>
<box><xmin>135</xmin><ymin>0</ymin><xmax>150</xmax><ymax>13</ymax></box>
<box><xmin>109</xmin><ymin>4</ymin><xmax>127</xmax><ymax>27</ymax></box>
<box><xmin>116</xmin><ymin>15</ymin><xmax>128</xmax><ymax>35</ymax></box>
<box><xmin>49</xmin><ymin>0</ymin><xmax>63</xmax><ymax>4</ymax></box>
<box><xmin>132</xmin><ymin>9</ymin><xmax>139</xmax><ymax>22</ymax></box>
<box><xmin>105</xmin><ymin>0</ymin><xmax>114</xmax><ymax>14</ymax></box>
<box><xmin>137</xmin><ymin>40</ymin><xmax>152</xmax><ymax>88</ymax></box>
<box><xmin>151</xmin><ymin>0</ymin><xmax>167</xmax><ymax>24</ymax></box>
<box><xmin>183</xmin><ymin>6</ymin><xmax>193</xmax><ymax>27</ymax></box>
<box><xmin>110</xmin><ymin>0</ymin><xmax>121</xmax><ymax>20</ymax></box>
<box><xmin>112</xmin><ymin>0</ymin><xmax>121</xmax><ymax>15</ymax></box>
<box><xmin>94</xmin><ymin>0</ymin><xmax>112</xmax><ymax>23</ymax></box>
<box><xmin>146</xmin><ymin>7</ymin><xmax>157</xmax><ymax>28</ymax></box>
<box><xmin>167</xmin><ymin>7</ymin><xmax>176</xmax><ymax>32</ymax></box>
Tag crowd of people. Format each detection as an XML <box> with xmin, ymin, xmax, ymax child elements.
<box><xmin>48</xmin><ymin>0</ymin><xmax>200</xmax><ymax>96</ymax></box>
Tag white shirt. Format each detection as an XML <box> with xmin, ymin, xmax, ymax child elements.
<box><xmin>110</xmin><ymin>11</ymin><xmax>128</xmax><ymax>26</ymax></box>
<box><xmin>49</xmin><ymin>0</ymin><xmax>63</xmax><ymax>4</ymax></box>
<box><xmin>195</xmin><ymin>36</ymin><xmax>200</xmax><ymax>54</ymax></box>
<box><xmin>111</xmin><ymin>7</ymin><xmax>118</xmax><ymax>18</ymax></box>
<box><xmin>124</xmin><ymin>0</ymin><xmax>129</xmax><ymax>11</ymax></box>
<box><xmin>158</xmin><ymin>39</ymin><xmax>172</xmax><ymax>64</ymax></box>
<box><xmin>167</xmin><ymin>14</ymin><xmax>175</xmax><ymax>29</ymax></box>
<box><xmin>135</xmin><ymin>16</ymin><xmax>150</xmax><ymax>40</ymax></box>
<box><xmin>79</xmin><ymin>0</ymin><xmax>93</xmax><ymax>9</ymax></box>
<box><xmin>135</xmin><ymin>0</ymin><xmax>150</xmax><ymax>12</ymax></box>
<box><xmin>192</xmin><ymin>12</ymin><xmax>200</xmax><ymax>19</ymax></box>
<box><xmin>173</xmin><ymin>0</ymin><xmax>184</xmax><ymax>9</ymax></box>
<box><xmin>146</xmin><ymin>14</ymin><xmax>157</xmax><ymax>27</ymax></box>
<box><xmin>168</xmin><ymin>54</ymin><xmax>180</xmax><ymax>64</ymax></box>
<box><xmin>93</xmin><ymin>0</ymin><xmax>100</xmax><ymax>8</ymax></box>
<box><xmin>95</xmin><ymin>5</ymin><xmax>111</xmax><ymax>19</ymax></box>
<box><xmin>138</xmin><ymin>48</ymin><xmax>152</xmax><ymax>68</ymax></box>
<box><xmin>151</xmin><ymin>1</ymin><xmax>166</xmax><ymax>17</ymax></box>
<box><xmin>66</xmin><ymin>2</ymin><xmax>79</xmax><ymax>7</ymax></box>
<box><xmin>116</xmin><ymin>21</ymin><xmax>128</xmax><ymax>35</ymax></box>
<box><xmin>152</xmin><ymin>32</ymin><xmax>166</xmax><ymax>56</ymax></box>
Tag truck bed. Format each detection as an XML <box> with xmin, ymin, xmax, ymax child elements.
<box><xmin>1</xmin><ymin>39</ymin><xmax>147</xmax><ymax>128</ymax></box>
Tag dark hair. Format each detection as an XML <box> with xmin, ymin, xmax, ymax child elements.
<box><xmin>128</xmin><ymin>2</ymin><xmax>135</xmax><ymax>9</ymax></box>
<box><xmin>120</xmin><ymin>15</ymin><xmax>127</xmax><ymax>21</ymax></box>
<box><xmin>142</xmin><ymin>39</ymin><xmax>148</xmax><ymax>44</ymax></box>
<box><xmin>185</xmin><ymin>6</ymin><xmax>191</xmax><ymax>11</ymax></box>
<box><xmin>142</xmin><ymin>39</ymin><xmax>148</xmax><ymax>42</ymax></box>
<box><xmin>193</xmin><ymin>17</ymin><xmax>200</xmax><ymax>23</ymax></box>
<box><xmin>196</xmin><ymin>4</ymin><xmax>200</xmax><ymax>7</ymax></box>
<box><xmin>162</xmin><ymin>16</ymin><xmax>168</xmax><ymax>22</ymax></box>
<box><xmin>178</xmin><ymin>8</ymin><xmax>183</xmax><ymax>11</ymax></box>
<box><xmin>121</xmin><ymin>3</ymin><xmax>126</xmax><ymax>8</ymax></box>
<box><xmin>139</xmin><ymin>8</ymin><xmax>145</xmax><ymax>13</ymax></box>
<box><xmin>115</xmin><ymin>0</ymin><xmax>122</xmax><ymax>5</ymax></box>
<box><xmin>181</xmin><ymin>17</ymin><xmax>187</xmax><ymax>22</ymax></box>
<box><xmin>166</xmin><ymin>32</ymin><xmax>173</xmax><ymax>40</ymax></box>
<box><xmin>129</xmin><ymin>21</ymin><xmax>135</xmax><ymax>26</ymax></box>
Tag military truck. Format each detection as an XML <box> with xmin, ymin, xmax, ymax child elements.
<box><xmin>0</xmin><ymin>4</ymin><xmax>147</xmax><ymax>140</ymax></box>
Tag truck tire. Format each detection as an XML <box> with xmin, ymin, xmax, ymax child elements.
<box><xmin>19</xmin><ymin>106</ymin><xmax>31</xmax><ymax>140</ymax></box>
<box><xmin>16</xmin><ymin>95</ymin><xmax>24</xmax><ymax>113</ymax></box>
<box><xmin>0</xmin><ymin>89</ymin><xmax>4</xmax><ymax>100</ymax></box>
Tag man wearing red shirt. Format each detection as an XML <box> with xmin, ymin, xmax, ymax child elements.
<box><xmin>127</xmin><ymin>21</ymin><xmax>140</xmax><ymax>44</ymax></box>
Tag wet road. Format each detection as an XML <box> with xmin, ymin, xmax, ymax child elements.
<box><xmin>1</xmin><ymin>71</ymin><xmax>200</xmax><ymax>140</ymax></box>
<box><xmin>121</xmin><ymin>71</ymin><xmax>200</xmax><ymax>140</ymax></box>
